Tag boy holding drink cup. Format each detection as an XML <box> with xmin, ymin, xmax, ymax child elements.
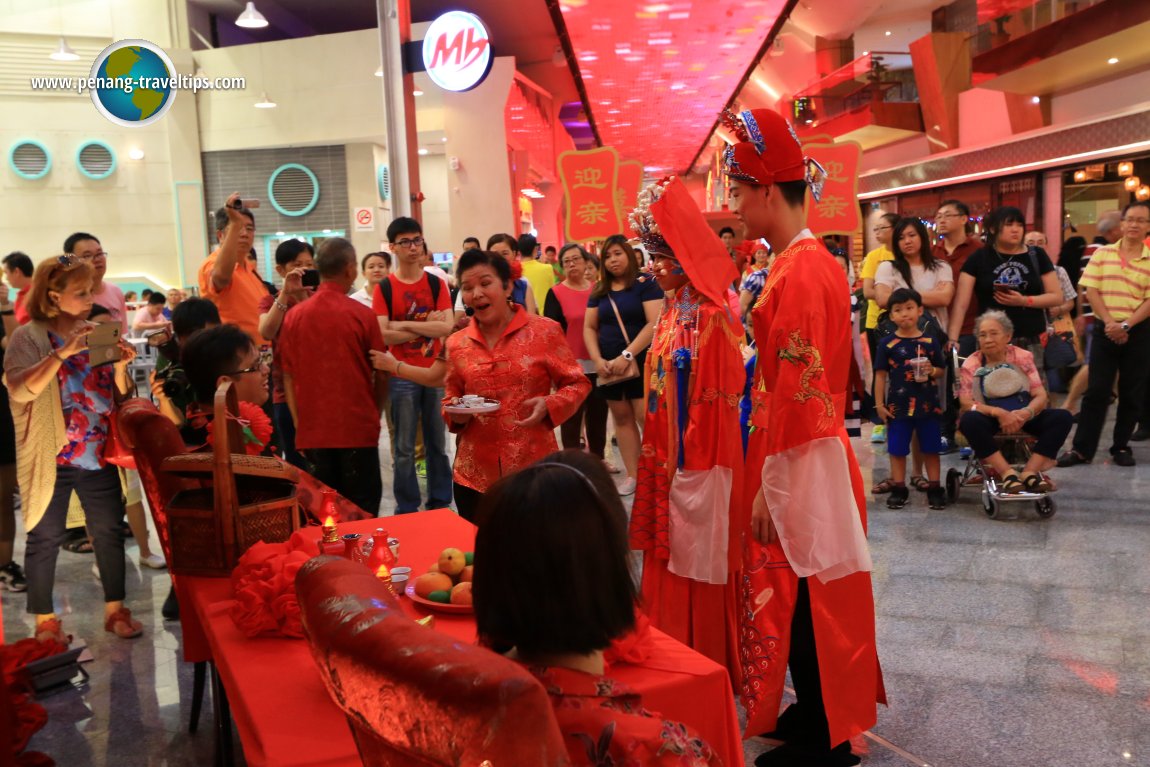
<box><xmin>874</xmin><ymin>288</ymin><xmax>947</xmax><ymax>510</ymax></box>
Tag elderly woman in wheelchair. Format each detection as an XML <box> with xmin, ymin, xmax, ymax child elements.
<box><xmin>957</xmin><ymin>310</ymin><xmax>1074</xmax><ymax>496</ymax></box>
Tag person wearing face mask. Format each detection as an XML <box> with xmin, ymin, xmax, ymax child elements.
<box><xmin>948</xmin><ymin>207</ymin><xmax>1062</xmax><ymax>379</ymax></box>
<box><xmin>376</xmin><ymin>250</ymin><xmax>588</xmax><ymax>523</ymax></box>
<box><xmin>627</xmin><ymin>178</ymin><xmax>746</xmax><ymax>682</ymax></box>
<box><xmin>3</xmin><ymin>256</ymin><xmax>143</xmax><ymax>643</ymax></box>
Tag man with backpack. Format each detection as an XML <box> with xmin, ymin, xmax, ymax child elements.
<box><xmin>375</xmin><ymin>217</ymin><xmax>454</xmax><ymax>513</ymax></box>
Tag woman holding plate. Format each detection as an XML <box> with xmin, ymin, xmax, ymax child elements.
<box><xmin>373</xmin><ymin>250</ymin><xmax>589</xmax><ymax>522</ymax></box>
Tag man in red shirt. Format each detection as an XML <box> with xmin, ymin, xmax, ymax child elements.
<box><xmin>1</xmin><ymin>252</ymin><xmax>33</xmax><ymax>326</ymax></box>
<box><xmin>280</xmin><ymin>238</ymin><xmax>388</xmax><ymax>516</ymax></box>
<box><xmin>375</xmin><ymin>217</ymin><xmax>454</xmax><ymax>513</ymax></box>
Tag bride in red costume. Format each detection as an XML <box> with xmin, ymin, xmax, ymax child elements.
<box><xmin>722</xmin><ymin>108</ymin><xmax>884</xmax><ymax>767</ymax></box>
<box><xmin>628</xmin><ymin>177</ymin><xmax>747</xmax><ymax>683</ymax></box>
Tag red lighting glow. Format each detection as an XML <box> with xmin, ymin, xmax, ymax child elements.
<box><xmin>562</xmin><ymin>0</ymin><xmax>787</xmax><ymax>173</ymax></box>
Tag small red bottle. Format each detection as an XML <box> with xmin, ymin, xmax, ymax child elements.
<box><xmin>367</xmin><ymin>528</ymin><xmax>397</xmax><ymax>572</ymax></box>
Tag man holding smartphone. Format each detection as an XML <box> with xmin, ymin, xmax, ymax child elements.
<box><xmin>198</xmin><ymin>192</ymin><xmax>269</xmax><ymax>346</ymax></box>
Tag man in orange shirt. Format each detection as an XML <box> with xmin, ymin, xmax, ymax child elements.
<box><xmin>198</xmin><ymin>193</ymin><xmax>269</xmax><ymax>346</ymax></box>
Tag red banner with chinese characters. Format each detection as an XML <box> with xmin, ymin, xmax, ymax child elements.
<box><xmin>559</xmin><ymin>147</ymin><xmax>621</xmax><ymax>242</ymax></box>
<box><xmin>616</xmin><ymin>160</ymin><xmax>644</xmax><ymax>224</ymax></box>
<box><xmin>802</xmin><ymin>140</ymin><xmax>862</xmax><ymax>237</ymax></box>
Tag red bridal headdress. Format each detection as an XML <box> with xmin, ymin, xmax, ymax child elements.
<box><xmin>631</xmin><ymin>176</ymin><xmax>737</xmax><ymax>310</ymax></box>
<box><xmin>720</xmin><ymin>108</ymin><xmax>828</xmax><ymax>202</ymax></box>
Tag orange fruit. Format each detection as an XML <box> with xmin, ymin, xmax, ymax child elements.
<box><xmin>449</xmin><ymin>582</ymin><xmax>472</xmax><ymax>605</ymax></box>
<box><xmin>459</xmin><ymin>565</ymin><xmax>473</xmax><ymax>583</ymax></box>
<box><xmin>438</xmin><ymin>548</ymin><xmax>466</xmax><ymax>577</ymax></box>
<box><xmin>414</xmin><ymin>572</ymin><xmax>453</xmax><ymax>598</ymax></box>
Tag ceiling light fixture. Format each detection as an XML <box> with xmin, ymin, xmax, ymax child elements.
<box><xmin>127</xmin><ymin>147</ymin><xmax>145</xmax><ymax>160</ymax></box>
<box><xmin>1108</xmin><ymin>57</ymin><xmax>1119</xmax><ymax>65</ymax></box>
<box><xmin>418</xmin><ymin>148</ymin><xmax>429</xmax><ymax>155</ymax></box>
<box><xmin>236</xmin><ymin>1</ymin><xmax>269</xmax><ymax>29</ymax></box>
<box><xmin>1138</xmin><ymin>186</ymin><xmax>1150</xmax><ymax>201</ymax></box>
<box><xmin>49</xmin><ymin>37</ymin><xmax>79</xmax><ymax>61</ymax></box>
<box><xmin>413</xmin><ymin>89</ymin><xmax>424</xmax><ymax>96</ymax></box>
<box><xmin>884</xmin><ymin>30</ymin><xmax>892</xmax><ymax>36</ymax></box>
<box><xmin>1073</xmin><ymin>170</ymin><xmax>1088</xmax><ymax>182</ymax></box>
<box><xmin>254</xmin><ymin>92</ymin><xmax>277</xmax><ymax>108</ymax></box>
<box><xmin>1118</xmin><ymin>161</ymin><xmax>1134</xmax><ymax>177</ymax></box>
<box><xmin>374</xmin><ymin>67</ymin><xmax>383</xmax><ymax>77</ymax></box>
<box><xmin>1031</xmin><ymin>96</ymin><xmax>1040</xmax><ymax>104</ymax></box>
<box><xmin>1124</xmin><ymin>176</ymin><xmax>1140</xmax><ymax>191</ymax></box>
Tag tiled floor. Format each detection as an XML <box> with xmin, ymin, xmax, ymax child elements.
<box><xmin>4</xmin><ymin>423</ymin><xmax>1149</xmax><ymax>767</ymax></box>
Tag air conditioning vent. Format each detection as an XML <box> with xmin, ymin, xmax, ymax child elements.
<box><xmin>10</xmin><ymin>141</ymin><xmax>51</xmax><ymax>179</ymax></box>
<box><xmin>378</xmin><ymin>165</ymin><xmax>390</xmax><ymax>202</ymax></box>
<box><xmin>268</xmin><ymin>163</ymin><xmax>319</xmax><ymax>216</ymax></box>
<box><xmin>77</xmin><ymin>141</ymin><xmax>116</xmax><ymax>179</ymax></box>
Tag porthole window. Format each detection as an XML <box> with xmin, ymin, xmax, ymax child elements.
<box><xmin>267</xmin><ymin>163</ymin><xmax>319</xmax><ymax>217</ymax></box>
<box><xmin>378</xmin><ymin>165</ymin><xmax>390</xmax><ymax>202</ymax></box>
<box><xmin>76</xmin><ymin>140</ymin><xmax>117</xmax><ymax>180</ymax></box>
<box><xmin>9</xmin><ymin>140</ymin><xmax>51</xmax><ymax>180</ymax></box>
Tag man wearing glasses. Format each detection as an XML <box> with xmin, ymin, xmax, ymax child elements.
<box><xmin>374</xmin><ymin>217</ymin><xmax>453</xmax><ymax>513</ymax></box>
<box><xmin>197</xmin><ymin>193</ymin><xmax>269</xmax><ymax>346</ymax></box>
<box><xmin>1058</xmin><ymin>202</ymin><xmax>1150</xmax><ymax>468</ymax></box>
<box><xmin>931</xmin><ymin>200</ymin><xmax>982</xmax><ymax>357</ymax></box>
<box><xmin>63</xmin><ymin>232</ymin><xmax>127</xmax><ymax>335</ymax></box>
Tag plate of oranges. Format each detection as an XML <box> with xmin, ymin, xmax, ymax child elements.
<box><xmin>406</xmin><ymin>547</ymin><xmax>473</xmax><ymax>614</ymax></box>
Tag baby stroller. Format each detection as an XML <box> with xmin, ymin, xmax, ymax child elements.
<box><xmin>945</xmin><ymin>350</ymin><xmax>1056</xmax><ymax>520</ymax></box>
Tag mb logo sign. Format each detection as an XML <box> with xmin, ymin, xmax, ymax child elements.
<box><xmin>422</xmin><ymin>11</ymin><xmax>492</xmax><ymax>92</ymax></box>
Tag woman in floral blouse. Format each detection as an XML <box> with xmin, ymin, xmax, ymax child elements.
<box><xmin>376</xmin><ymin>250</ymin><xmax>589</xmax><ymax>521</ymax></box>
<box><xmin>3</xmin><ymin>256</ymin><xmax>141</xmax><ymax>643</ymax></box>
<box><xmin>473</xmin><ymin>450</ymin><xmax>718</xmax><ymax>766</ymax></box>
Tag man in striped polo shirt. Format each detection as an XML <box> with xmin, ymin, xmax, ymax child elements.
<box><xmin>1058</xmin><ymin>201</ymin><xmax>1150</xmax><ymax>467</ymax></box>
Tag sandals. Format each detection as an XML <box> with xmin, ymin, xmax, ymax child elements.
<box><xmin>61</xmin><ymin>537</ymin><xmax>94</xmax><ymax>554</ymax></box>
<box><xmin>1022</xmin><ymin>474</ymin><xmax>1053</xmax><ymax>493</ymax></box>
<box><xmin>105</xmin><ymin>608</ymin><xmax>143</xmax><ymax>639</ymax></box>
<box><xmin>35</xmin><ymin>618</ymin><xmax>72</xmax><ymax>646</ymax></box>
<box><xmin>910</xmin><ymin>475</ymin><xmax>930</xmax><ymax>492</ymax></box>
<box><xmin>1000</xmin><ymin>473</ymin><xmax>1025</xmax><ymax>494</ymax></box>
<box><xmin>872</xmin><ymin>478</ymin><xmax>896</xmax><ymax>494</ymax></box>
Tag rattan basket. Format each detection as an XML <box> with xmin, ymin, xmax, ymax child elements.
<box><xmin>161</xmin><ymin>383</ymin><xmax>300</xmax><ymax>577</ymax></box>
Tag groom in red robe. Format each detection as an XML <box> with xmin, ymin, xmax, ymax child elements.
<box><xmin>722</xmin><ymin>108</ymin><xmax>884</xmax><ymax>767</ymax></box>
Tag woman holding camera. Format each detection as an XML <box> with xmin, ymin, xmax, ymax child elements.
<box><xmin>3</xmin><ymin>256</ymin><xmax>142</xmax><ymax>642</ymax></box>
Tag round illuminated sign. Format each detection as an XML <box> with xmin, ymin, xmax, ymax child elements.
<box><xmin>422</xmin><ymin>11</ymin><xmax>492</xmax><ymax>92</ymax></box>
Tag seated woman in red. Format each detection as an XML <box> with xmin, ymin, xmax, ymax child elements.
<box><xmin>473</xmin><ymin>449</ymin><xmax>719</xmax><ymax>766</ymax></box>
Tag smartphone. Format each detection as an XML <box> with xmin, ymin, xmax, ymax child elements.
<box><xmin>301</xmin><ymin>269</ymin><xmax>321</xmax><ymax>289</ymax></box>
<box><xmin>145</xmin><ymin>327</ymin><xmax>172</xmax><ymax>347</ymax></box>
<box><xmin>87</xmin><ymin>322</ymin><xmax>121</xmax><ymax>366</ymax></box>
<box><xmin>992</xmin><ymin>279</ymin><xmax>1013</xmax><ymax>290</ymax></box>
<box><xmin>231</xmin><ymin>198</ymin><xmax>261</xmax><ymax>210</ymax></box>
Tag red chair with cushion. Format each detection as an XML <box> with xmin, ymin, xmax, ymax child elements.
<box><xmin>296</xmin><ymin>557</ymin><xmax>571</xmax><ymax>767</ymax></box>
<box><xmin>115</xmin><ymin>398</ymin><xmax>209</xmax><ymax>733</ymax></box>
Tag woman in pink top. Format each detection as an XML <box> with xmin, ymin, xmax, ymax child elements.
<box><xmin>543</xmin><ymin>244</ymin><xmax>609</xmax><ymax>462</ymax></box>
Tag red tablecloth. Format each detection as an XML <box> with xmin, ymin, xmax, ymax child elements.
<box><xmin>190</xmin><ymin>508</ymin><xmax>744</xmax><ymax>767</ymax></box>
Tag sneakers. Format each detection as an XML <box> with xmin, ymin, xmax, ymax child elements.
<box><xmin>870</xmin><ymin>424</ymin><xmax>887</xmax><ymax>443</ymax></box>
<box><xmin>139</xmin><ymin>553</ymin><xmax>167</xmax><ymax>570</ymax></box>
<box><xmin>927</xmin><ymin>486</ymin><xmax>947</xmax><ymax>510</ymax></box>
<box><xmin>886</xmin><ymin>485</ymin><xmax>909</xmax><ymax>509</ymax></box>
<box><xmin>938</xmin><ymin>437</ymin><xmax>956</xmax><ymax>455</ymax></box>
<box><xmin>617</xmin><ymin>476</ymin><xmax>637</xmax><ymax>496</ymax></box>
<box><xmin>1112</xmin><ymin>447</ymin><xmax>1136</xmax><ymax>467</ymax></box>
<box><xmin>0</xmin><ymin>561</ymin><xmax>27</xmax><ymax>592</ymax></box>
<box><xmin>1056</xmin><ymin>450</ymin><xmax>1091</xmax><ymax>467</ymax></box>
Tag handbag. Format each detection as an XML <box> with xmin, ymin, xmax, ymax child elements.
<box><xmin>104</xmin><ymin>410</ymin><xmax>137</xmax><ymax>470</ymax></box>
<box><xmin>596</xmin><ymin>294</ymin><xmax>642</xmax><ymax>387</ymax></box>
<box><xmin>1042</xmin><ymin>315</ymin><xmax>1081</xmax><ymax>369</ymax></box>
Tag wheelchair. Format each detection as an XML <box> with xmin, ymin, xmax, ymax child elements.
<box><xmin>945</xmin><ymin>350</ymin><xmax>1056</xmax><ymax>520</ymax></box>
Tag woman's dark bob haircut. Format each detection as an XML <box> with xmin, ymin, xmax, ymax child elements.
<box><xmin>473</xmin><ymin>450</ymin><xmax>637</xmax><ymax>656</ymax></box>
<box><xmin>457</xmin><ymin>249</ymin><xmax>512</xmax><ymax>287</ymax></box>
